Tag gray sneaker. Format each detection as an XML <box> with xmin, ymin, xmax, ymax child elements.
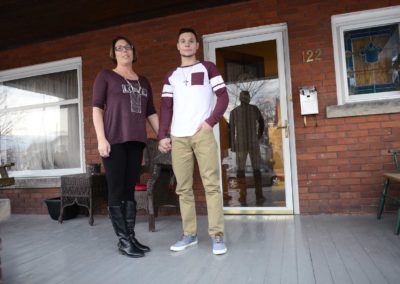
<box><xmin>170</xmin><ymin>235</ymin><xmax>198</xmax><ymax>252</ymax></box>
<box><xmin>211</xmin><ymin>234</ymin><xmax>227</xmax><ymax>255</ymax></box>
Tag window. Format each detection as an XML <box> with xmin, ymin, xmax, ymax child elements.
<box><xmin>0</xmin><ymin>58</ymin><xmax>84</xmax><ymax>177</ymax></box>
<box><xmin>332</xmin><ymin>6</ymin><xmax>400</xmax><ymax>105</ymax></box>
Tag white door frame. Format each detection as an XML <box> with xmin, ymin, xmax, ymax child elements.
<box><xmin>203</xmin><ymin>23</ymin><xmax>300</xmax><ymax>214</ymax></box>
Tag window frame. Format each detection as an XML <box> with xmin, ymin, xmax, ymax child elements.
<box><xmin>0</xmin><ymin>57</ymin><xmax>85</xmax><ymax>178</ymax></box>
<box><xmin>332</xmin><ymin>5</ymin><xmax>400</xmax><ymax>105</ymax></box>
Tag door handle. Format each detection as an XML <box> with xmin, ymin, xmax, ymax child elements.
<box><xmin>276</xmin><ymin>120</ymin><xmax>289</xmax><ymax>138</ymax></box>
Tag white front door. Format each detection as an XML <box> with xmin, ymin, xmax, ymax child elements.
<box><xmin>203</xmin><ymin>24</ymin><xmax>299</xmax><ymax>214</ymax></box>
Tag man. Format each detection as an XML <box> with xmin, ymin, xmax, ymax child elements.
<box><xmin>158</xmin><ymin>28</ymin><xmax>228</xmax><ymax>255</ymax></box>
<box><xmin>229</xmin><ymin>90</ymin><xmax>265</xmax><ymax>205</ymax></box>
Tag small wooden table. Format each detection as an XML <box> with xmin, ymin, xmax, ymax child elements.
<box><xmin>59</xmin><ymin>173</ymin><xmax>107</xmax><ymax>225</ymax></box>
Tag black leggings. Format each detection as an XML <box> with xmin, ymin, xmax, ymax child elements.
<box><xmin>102</xmin><ymin>141</ymin><xmax>144</xmax><ymax>206</ymax></box>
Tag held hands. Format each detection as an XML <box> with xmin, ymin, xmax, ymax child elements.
<box><xmin>98</xmin><ymin>138</ymin><xmax>111</xmax><ymax>158</ymax></box>
<box><xmin>158</xmin><ymin>138</ymin><xmax>172</xmax><ymax>153</ymax></box>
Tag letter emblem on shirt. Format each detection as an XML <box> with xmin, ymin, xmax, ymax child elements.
<box><xmin>122</xmin><ymin>82</ymin><xmax>147</xmax><ymax>113</ymax></box>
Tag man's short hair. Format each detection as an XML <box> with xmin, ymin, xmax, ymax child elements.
<box><xmin>109</xmin><ymin>36</ymin><xmax>137</xmax><ymax>65</ymax></box>
<box><xmin>239</xmin><ymin>91</ymin><xmax>251</xmax><ymax>104</ymax></box>
<box><xmin>178</xmin><ymin>28</ymin><xmax>198</xmax><ymax>41</ymax></box>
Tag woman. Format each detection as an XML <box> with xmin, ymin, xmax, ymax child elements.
<box><xmin>92</xmin><ymin>36</ymin><xmax>159</xmax><ymax>258</ymax></box>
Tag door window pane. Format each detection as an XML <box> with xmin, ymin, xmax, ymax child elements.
<box><xmin>216</xmin><ymin>41</ymin><xmax>286</xmax><ymax>208</ymax></box>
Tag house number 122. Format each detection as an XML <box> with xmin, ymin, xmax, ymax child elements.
<box><xmin>302</xmin><ymin>49</ymin><xmax>322</xmax><ymax>63</ymax></box>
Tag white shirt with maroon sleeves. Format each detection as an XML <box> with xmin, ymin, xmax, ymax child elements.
<box><xmin>158</xmin><ymin>61</ymin><xmax>228</xmax><ymax>140</ymax></box>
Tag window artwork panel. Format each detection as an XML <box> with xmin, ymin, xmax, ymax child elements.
<box><xmin>345</xmin><ymin>24</ymin><xmax>400</xmax><ymax>95</ymax></box>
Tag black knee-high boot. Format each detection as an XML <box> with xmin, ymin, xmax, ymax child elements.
<box><xmin>108</xmin><ymin>205</ymin><xmax>145</xmax><ymax>258</ymax></box>
<box><xmin>125</xmin><ymin>201</ymin><xmax>151</xmax><ymax>252</ymax></box>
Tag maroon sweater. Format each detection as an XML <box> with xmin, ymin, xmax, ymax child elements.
<box><xmin>92</xmin><ymin>69</ymin><xmax>156</xmax><ymax>145</ymax></box>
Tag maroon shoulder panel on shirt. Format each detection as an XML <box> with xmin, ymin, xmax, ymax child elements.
<box><xmin>202</xmin><ymin>61</ymin><xmax>220</xmax><ymax>80</ymax></box>
<box><xmin>163</xmin><ymin>69</ymin><xmax>175</xmax><ymax>85</ymax></box>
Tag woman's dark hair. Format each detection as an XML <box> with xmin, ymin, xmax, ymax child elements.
<box><xmin>109</xmin><ymin>36</ymin><xmax>137</xmax><ymax>64</ymax></box>
<box><xmin>178</xmin><ymin>28</ymin><xmax>198</xmax><ymax>42</ymax></box>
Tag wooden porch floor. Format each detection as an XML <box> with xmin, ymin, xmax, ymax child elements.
<box><xmin>1</xmin><ymin>213</ymin><xmax>399</xmax><ymax>284</ymax></box>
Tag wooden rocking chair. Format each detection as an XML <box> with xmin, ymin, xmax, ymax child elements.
<box><xmin>0</xmin><ymin>163</ymin><xmax>15</xmax><ymax>187</ymax></box>
<box><xmin>377</xmin><ymin>149</ymin><xmax>400</xmax><ymax>234</ymax></box>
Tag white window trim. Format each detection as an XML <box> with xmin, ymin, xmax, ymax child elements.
<box><xmin>0</xmin><ymin>57</ymin><xmax>85</xmax><ymax>178</ymax></box>
<box><xmin>332</xmin><ymin>5</ymin><xmax>400</xmax><ymax>105</ymax></box>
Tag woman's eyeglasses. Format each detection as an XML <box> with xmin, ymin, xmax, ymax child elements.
<box><xmin>115</xmin><ymin>45</ymin><xmax>133</xmax><ymax>52</ymax></box>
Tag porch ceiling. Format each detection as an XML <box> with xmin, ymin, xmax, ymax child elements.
<box><xmin>0</xmin><ymin>0</ymin><xmax>247</xmax><ymax>52</ymax></box>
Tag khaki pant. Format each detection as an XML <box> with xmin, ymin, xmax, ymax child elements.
<box><xmin>171</xmin><ymin>129</ymin><xmax>224</xmax><ymax>236</ymax></box>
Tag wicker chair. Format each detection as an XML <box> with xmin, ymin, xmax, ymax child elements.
<box><xmin>60</xmin><ymin>173</ymin><xmax>107</xmax><ymax>225</ymax></box>
<box><xmin>136</xmin><ymin>138</ymin><xmax>178</xmax><ymax>232</ymax></box>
